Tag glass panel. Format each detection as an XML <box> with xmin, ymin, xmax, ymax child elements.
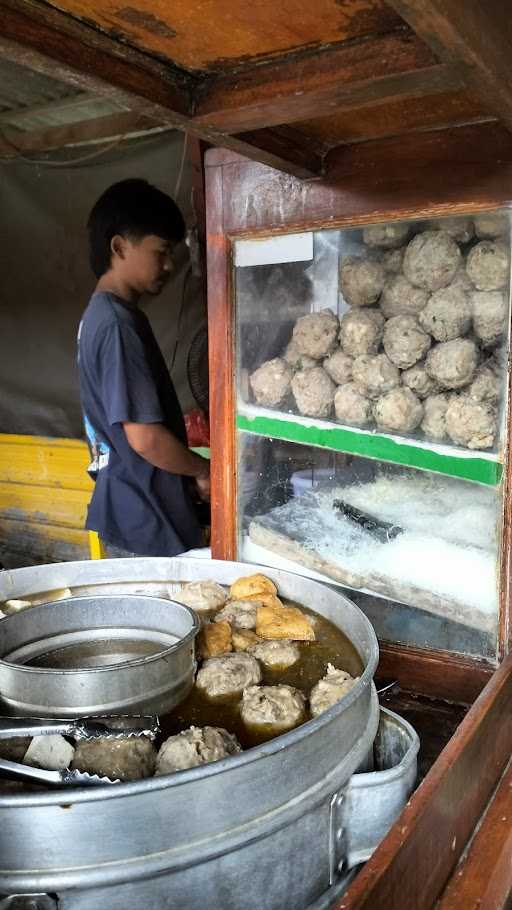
<box><xmin>234</xmin><ymin>210</ymin><xmax>511</xmax><ymax>659</ymax></box>
<box><xmin>237</xmin><ymin>434</ymin><xmax>501</xmax><ymax>660</ymax></box>
<box><xmin>235</xmin><ymin>211</ymin><xmax>511</xmax><ymax>466</ymax></box>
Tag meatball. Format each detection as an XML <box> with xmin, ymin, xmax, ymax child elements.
<box><xmin>374</xmin><ymin>387</ymin><xmax>423</xmax><ymax>433</ymax></box>
<box><xmin>339</xmin><ymin>256</ymin><xmax>385</xmax><ymax>307</ymax></box>
<box><xmin>381</xmin><ymin>247</ymin><xmax>405</xmax><ymax>274</ymax></box>
<box><xmin>474</xmin><ymin>212</ymin><xmax>509</xmax><ymax>239</ymax></box>
<box><xmin>310</xmin><ymin>665</ymin><xmax>358</xmax><ymax>718</ymax></box>
<box><xmin>363</xmin><ymin>223</ymin><xmax>410</xmax><ymax>249</ymax></box>
<box><xmin>471</xmin><ymin>290</ymin><xmax>508</xmax><ymax>347</ymax></box>
<box><xmin>450</xmin><ymin>267</ymin><xmax>475</xmax><ymax>293</ymax></box>
<box><xmin>401</xmin><ymin>363</ymin><xmax>440</xmax><ymax>399</ymax></box>
<box><xmin>421</xmin><ymin>392</ymin><xmax>452</xmax><ymax>442</ymax></box>
<box><xmin>241</xmin><ymin>685</ymin><xmax>306</xmax><ymax>732</ymax></box>
<box><xmin>323</xmin><ymin>349</ymin><xmax>353</xmax><ymax>385</ymax></box>
<box><xmin>291</xmin><ymin>366</ymin><xmax>336</xmax><ymax>418</ymax></box>
<box><xmin>352</xmin><ymin>353</ymin><xmax>400</xmax><ymax>400</ymax></box>
<box><xmin>334</xmin><ymin>383</ymin><xmax>373</xmax><ymax>427</ymax></box>
<box><xmin>419</xmin><ymin>285</ymin><xmax>472</xmax><ymax>342</ymax></box>
<box><xmin>155</xmin><ymin>726</ymin><xmax>241</xmax><ymax>774</ymax></box>
<box><xmin>426</xmin><ymin>217</ymin><xmax>474</xmax><ymax>244</ymax></box>
<box><xmin>379</xmin><ymin>274</ymin><xmax>429</xmax><ymax>318</ymax></box>
<box><xmin>445</xmin><ymin>396</ymin><xmax>498</xmax><ymax>450</ymax></box>
<box><xmin>71</xmin><ymin>737</ymin><xmax>156</xmax><ymax>782</ymax></box>
<box><xmin>283</xmin><ymin>340</ymin><xmax>316</xmax><ymax>371</ymax></box>
<box><xmin>403</xmin><ymin>230</ymin><xmax>461</xmax><ymax>291</ymax></box>
<box><xmin>215</xmin><ymin>599</ymin><xmax>257</xmax><ymax>630</ymax></box>
<box><xmin>466</xmin><ymin>241</ymin><xmax>509</xmax><ymax>291</ymax></box>
<box><xmin>195</xmin><ymin>652</ymin><xmax>262</xmax><ymax>699</ymax></box>
<box><xmin>426</xmin><ymin>338</ymin><xmax>478</xmax><ymax>389</ymax></box>
<box><xmin>383</xmin><ymin>315</ymin><xmax>431</xmax><ymax>369</ymax></box>
<box><xmin>248</xmin><ymin>639</ymin><xmax>300</xmax><ymax>669</ymax></box>
<box><xmin>292</xmin><ymin>309</ymin><xmax>339</xmax><ymax>359</ymax></box>
<box><xmin>339</xmin><ymin>308</ymin><xmax>385</xmax><ymax>356</ymax></box>
<box><xmin>467</xmin><ymin>363</ymin><xmax>501</xmax><ymax>403</ymax></box>
<box><xmin>249</xmin><ymin>358</ymin><xmax>292</xmax><ymax>407</ymax></box>
<box><xmin>0</xmin><ymin>737</ymin><xmax>32</xmax><ymax>762</ymax></box>
<box><xmin>173</xmin><ymin>580</ymin><xmax>227</xmax><ymax>611</ymax></box>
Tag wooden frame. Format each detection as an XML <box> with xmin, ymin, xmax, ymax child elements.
<box><xmin>340</xmin><ymin>650</ymin><xmax>512</xmax><ymax>909</ymax></box>
<box><xmin>206</xmin><ymin>121</ymin><xmax>512</xmax><ymax>690</ymax></box>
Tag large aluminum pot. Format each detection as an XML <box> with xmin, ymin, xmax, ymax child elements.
<box><xmin>0</xmin><ymin>558</ymin><xmax>379</xmax><ymax>910</ymax></box>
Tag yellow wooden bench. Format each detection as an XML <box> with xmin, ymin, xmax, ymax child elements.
<box><xmin>0</xmin><ymin>433</ymin><xmax>98</xmax><ymax>566</ymax></box>
<box><xmin>0</xmin><ymin>433</ymin><xmax>210</xmax><ymax>566</ymax></box>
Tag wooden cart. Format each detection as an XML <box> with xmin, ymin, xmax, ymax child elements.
<box><xmin>2</xmin><ymin>1</ymin><xmax>512</xmax><ymax>906</ymax></box>
<box><xmin>205</xmin><ymin>139</ymin><xmax>512</xmax><ymax>908</ymax></box>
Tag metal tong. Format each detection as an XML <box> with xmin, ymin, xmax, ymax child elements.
<box><xmin>0</xmin><ymin>714</ymin><xmax>160</xmax><ymax>787</ymax></box>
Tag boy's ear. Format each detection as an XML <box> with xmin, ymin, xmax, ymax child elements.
<box><xmin>110</xmin><ymin>234</ymin><xmax>126</xmax><ymax>260</ymax></box>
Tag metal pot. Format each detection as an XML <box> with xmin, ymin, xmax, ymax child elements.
<box><xmin>0</xmin><ymin>557</ymin><xmax>380</xmax><ymax>910</ymax></box>
<box><xmin>0</xmin><ymin>594</ymin><xmax>198</xmax><ymax>717</ymax></box>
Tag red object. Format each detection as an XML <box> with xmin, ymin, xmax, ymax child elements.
<box><xmin>184</xmin><ymin>409</ymin><xmax>210</xmax><ymax>447</ymax></box>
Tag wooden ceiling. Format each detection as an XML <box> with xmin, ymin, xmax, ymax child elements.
<box><xmin>0</xmin><ymin>0</ymin><xmax>511</xmax><ymax>178</ymax></box>
<box><xmin>42</xmin><ymin>0</ymin><xmax>403</xmax><ymax>71</ymax></box>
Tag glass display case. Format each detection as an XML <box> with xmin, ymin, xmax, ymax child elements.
<box><xmin>233</xmin><ymin>211</ymin><xmax>511</xmax><ymax>661</ymax></box>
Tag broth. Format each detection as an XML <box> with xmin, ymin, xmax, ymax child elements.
<box><xmin>158</xmin><ymin>601</ymin><xmax>363</xmax><ymax>750</ymax></box>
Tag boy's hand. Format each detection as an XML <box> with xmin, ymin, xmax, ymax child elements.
<box><xmin>195</xmin><ymin>473</ymin><xmax>211</xmax><ymax>501</ymax></box>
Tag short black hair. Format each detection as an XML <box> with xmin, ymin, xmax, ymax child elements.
<box><xmin>87</xmin><ymin>178</ymin><xmax>186</xmax><ymax>278</ymax></box>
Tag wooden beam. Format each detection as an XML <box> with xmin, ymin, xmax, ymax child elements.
<box><xmin>193</xmin><ymin>32</ymin><xmax>464</xmax><ymax>133</ymax></box>
<box><xmin>0</xmin><ymin>111</ymin><xmax>164</xmax><ymax>158</ymax></box>
<box><xmin>0</xmin><ymin>0</ymin><xmax>321</xmax><ymax>178</ymax></box>
<box><xmin>338</xmin><ymin>652</ymin><xmax>512</xmax><ymax>910</ymax></box>
<box><xmin>437</xmin><ymin>759</ymin><xmax>512</xmax><ymax>910</ymax></box>
<box><xmin>386</xmin><ymin>1</ymin><xmax>512</xmax><ymax>133</ymax></box>
<box><xmin>378</xmin><ymin>642</ymin><xmax>493</xmax><ymax>706</ymax></box>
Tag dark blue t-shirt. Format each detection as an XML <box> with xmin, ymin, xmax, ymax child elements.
<box><xmin>77</xmin><ymin>291</ymin><xmax>203</xmax><ymax>556</ymax></box>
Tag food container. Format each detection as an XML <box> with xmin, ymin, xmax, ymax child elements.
<box><xmin>0</xmin><ymin>557</ymin><xmax>379</xmax><ymax>909</ymax></box>
<box><xmin>0</xmin><ymin>594</ymin><xmax>198</xmax><ymax>717</ymax></box>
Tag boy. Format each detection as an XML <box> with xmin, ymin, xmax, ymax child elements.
<box><xmin>77</xmin><ymin>178</ymin><xmax>209</xmax><ymax>557</ymax></box>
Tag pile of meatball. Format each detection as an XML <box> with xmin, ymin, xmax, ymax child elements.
<box><xmin>3</xmin><ymin>576</ymin><xmax>357</xmax><ymax>784</ymax></box>
<box><xmin>249</xmin><ymin>213</ymin><xmax>510</xmax><ymax>450</ymax></box>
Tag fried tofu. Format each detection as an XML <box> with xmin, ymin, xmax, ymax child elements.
<box><xmin>242</xmin><ymin>592</ymin><xmax>284</xmax><ymax>610</ymax></box>
<box><xmin>198</xmin><ymin>620</ymin><xmax>232</xmax><ymax>658</ymax></box>
<box><xmin>256</xmin><ymin>603</ymin><xmax>315</xmax><ymax>642</ymax></box>
<box><xmin>229</xmin><ymin>573</ymin><xmax>277</xmax><ymax>600</ymax></box>
<box><xmin>231</xmin><ymin>629</ymin><xmax>262</xmax><ymax>652</ymax></box>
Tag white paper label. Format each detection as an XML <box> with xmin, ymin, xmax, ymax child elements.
<box><xmin>234</xmin><ymin>232</ymin><xmax>313</xmax><ymax>267</ymax></box>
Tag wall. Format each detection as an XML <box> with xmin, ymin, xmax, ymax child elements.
<box><xmin>0</xmin><ymin>131</ymin><xmax>207</xmax><ymax>566</ymax></box>
<box><xmin>0</xmin><ymin>130</ymin><xmax>205</xmax><ymax>437</ymax></box>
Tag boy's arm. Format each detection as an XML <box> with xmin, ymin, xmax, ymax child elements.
<box><xmin>123</xmin><ymin>421</ymin><xmax>210</xmax><ymax>498</ymax></box>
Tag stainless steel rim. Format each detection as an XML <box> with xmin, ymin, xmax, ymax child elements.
<box><xmin>0</xmin><ymin>594</ymin><xmax>199</xmax><ymax>675</ymax></box>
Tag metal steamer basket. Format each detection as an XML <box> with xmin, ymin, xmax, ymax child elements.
<box><xmin>0</xmin><ymin>594</ymin><xmax>198</xmax><ymax>717</ymax></box>
<box><xmin>0</xmin><ymin>558</ymin><xmax>385</xmax><ymax>910</ymax></box>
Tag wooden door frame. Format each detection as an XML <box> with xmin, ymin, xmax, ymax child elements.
<box><xmin>206</xmin><ymin>122</ymin><xmax>512</xmax><ymax>690</ymax></box>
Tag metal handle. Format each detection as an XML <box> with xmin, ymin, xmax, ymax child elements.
<box><xmin>0</xmin><ymin>717</ymin><xmax>74</xmax><ymax>739</ymax></box>
<box><xmin>0</xmin><ymin>758</ymin><xmax>62</xmax><ymax>786</ymax></box>
<box><xmin>0</xmin><ymin>896</ymin><xmax>58</xmax><ymax>909</ymax></box>
<box><xmin>328</xmin><ymin>789</ymin><xmax>347</xmax><ymax>885</ymax></box>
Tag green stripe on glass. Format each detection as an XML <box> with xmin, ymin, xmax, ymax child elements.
<box><xmin>236</xmin><ymin>413</ymin><xmax>502</xmax><ymax>486</ymax></box>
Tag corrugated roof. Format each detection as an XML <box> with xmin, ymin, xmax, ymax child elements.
<box><xmin>0</xmin><ymin>58</ymin><xmax>81</xmax><ymax>114</ymax></box>
<box><xmin>0</xmin><ymin>59</ymin><xmax>126</xmax><ymax>132</ymax></box>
